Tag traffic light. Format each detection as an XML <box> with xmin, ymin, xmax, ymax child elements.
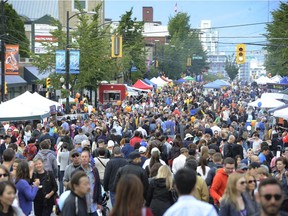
<box><xmin>236</xmin><ymin>44</ymin><xmax>246</xmax><ymax>64</ymax></box>
<box><xmin>155</xmin><ymin>59</ymin><xmax>159</xmax><ymax>68</ymax></box>
<box><xmin>187</xmin><ymin>57</ymin><xmax>192</xmax><ymax>66</ymax></box>
<box><xmin>46</xmin><ymin>78</ymin><xmax>51</xmax><ymax>89</ymax></box>
<box><xmin>111</xmin><ymin>35</ymin><xmax>123</xmax><ymax>58</ymax></box>
<box><xmin>4</xmin><ymin>82</ymin><xmax>7</xmax><ymax>94</ymax></box>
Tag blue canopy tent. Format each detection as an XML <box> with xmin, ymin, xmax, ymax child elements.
<box><xmin>280</xmin><ymin>77</ymin><xmax>288</xmax><ymax>84</ymax></box>
<box><xmin>143</xmin><ymin>78</ymin><xmax>157</xmax><ymax>88</ymax></box>
<box><xmin>203</xmin><ymin>79</ymin><xmax>231</xmax><ymax>89</ymax></box>
<box><xmin>176</xmin><ymin>78</ymin><xmax>187</xmax><ymax>83</ymax></box>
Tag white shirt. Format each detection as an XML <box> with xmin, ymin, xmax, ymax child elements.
<box><xmin>196</xmin><ymin>166</ymin><xmax>210</xmax><ymax>180</ymax></box>
<box><xmin>211</xmin><ymin>125</ymin><xmax>221</xmax><ymax>135</ymax></box>
<box><xmin>137</xmin><ymin>127</ymin><xmax>147</xmax><ymax>137</ymax></box>
<box><xmin>142</xmin><ymin>158</ymin><xmax>166</xmax><ymax>170</ymax></box>
<box><xmin>164</xmin><ymin>195</ymin><xmax>218</xmax><ymax>216</ymax></box>
<box><xmin>172</xmin><ymin>154</ymin><xmax>187</xmax><ymax>174</ymax></box>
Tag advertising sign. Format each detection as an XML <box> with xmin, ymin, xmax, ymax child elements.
<box><xmin>56</xmin><ymin>50</ymin><xmax>66</xmax><ymax>74</ymax></box>
<box><xmin>5</xmin><ymin>45</ymin><xmax>19</xmax><ymax>75</ymax></box>
<box><xmin>69</xmin><ymin>50</ymin><xmax>80</xmax><ymax>74</ymax></box>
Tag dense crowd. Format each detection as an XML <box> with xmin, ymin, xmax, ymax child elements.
<box><xmin>0</xmin><ymin>83</ymin><xmax>288</xmax><ymax>216</ymax></box>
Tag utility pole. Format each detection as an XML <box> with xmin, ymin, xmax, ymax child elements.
<box><xmin>1</xmin><ymin>0</ymin><xmax>8</xmax><ymax>102</ymax></box>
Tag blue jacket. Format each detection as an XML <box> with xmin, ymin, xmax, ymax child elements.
<box><xmin>122</xmin><ymin>143</ymin><xmax>134</xmax><ymax>159</ymax></box>
<box><xmin>16</xmin><ymin>179</ymin><xmax>38</xmax><ymax>215</ymax></box>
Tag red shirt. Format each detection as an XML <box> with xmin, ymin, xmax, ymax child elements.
<box><xmin>130</xmin><ymin>136</ymin><xmax>142</xmax><ymax>147</ymax></box>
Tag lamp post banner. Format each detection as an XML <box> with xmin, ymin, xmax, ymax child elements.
<box><xmin>56</xmin><ymin>50</ymin><xmax>66</xmax><ymax>74</ymax></box>
<box><xmin>5</xmin><ymin>44</ymin><xmax>19</xmax><ymax>75</ymax></box>
<box><xmin>69</xmin><ymin>50</ymin><xmax>80</xmax><ymax>74</ymax></box>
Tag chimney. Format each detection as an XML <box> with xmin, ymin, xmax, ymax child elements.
<box><xmin>143</xmin><ymin>7</ymin><xmax>153</xmax><ymax>22</ymax></box>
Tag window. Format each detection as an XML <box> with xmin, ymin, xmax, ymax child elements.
<box><xmin>72</xmin><ymin>0</ymin><xmax>87</xmax><ymax>11</ymax></box>
<box><xmin>103</xmin><ymin>91</ymin><xmax>121</xmax><ymax>102</ymax></box>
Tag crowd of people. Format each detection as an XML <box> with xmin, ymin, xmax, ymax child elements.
<box><xmin>0</xmin><ymin>83</ymin><xmax>288</xmax><ymax>216</ymax></box>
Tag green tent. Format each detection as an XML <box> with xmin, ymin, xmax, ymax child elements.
<box><xmin>183</xmin><ymin>76</ymin><xmax>195</xmax><ymax>81</ymax></box>
<box><xmin>281</xmin><ymin>88</ymin><xmax>288</xmax><ymax>95</ymax></box>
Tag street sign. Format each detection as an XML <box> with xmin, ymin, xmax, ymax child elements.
<box><xmin>131</xmin><ymin>66</ymin><xmax>137</xmax><ymax>72</ymax></box>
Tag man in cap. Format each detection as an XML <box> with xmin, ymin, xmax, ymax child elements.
<box><xmin>103</xmin><ymin>146</ymin><xmax>128</xmax><ymax>206</ymax></box>
<box><xmin>172</xmin><ymin>148</ymin><xmax>189</xmax><ymax>174</ymax></box>
<box><xmin>113</xmin><ymin>151</ymin><xmax>149</xmax><ymax>199</ymax></box>
<box><xmin>63</xmin><ymin>149</ymin><xmax>81</xmax><ymax>190</ymax></box>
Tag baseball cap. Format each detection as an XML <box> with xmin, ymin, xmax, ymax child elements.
<box><xmin>107</xmin><ymin>140</ymin><xmax>115</xmax><ymax>148</ymax></box>
<box><xmin>208</xmin><ymin>149</ymin><xmax>216</xmax><ymax>155</ymax></box>
<box><xmin>139</xmin><ymin>146</ymin><xmax>147</xmax><ymax>154</ymax></box>
<box><xmin>129</xmin><ymin>151</ymin><xmax>141</xmax><ymax>160</ymax></box>
<box><xmin>69</xmin><ymin>149</ymin><xmax>80</xmax><ymax>158</ymax></box>
<box><xmin>151</xmin><ymin>147</ymin><xmax>160</xmax><ymax>155</ymax></box>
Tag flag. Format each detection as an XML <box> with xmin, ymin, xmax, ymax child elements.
<box><xmin>174</xmin><ymin>3</ymin><xmax>178</xmax><ymax>13</ymax></box>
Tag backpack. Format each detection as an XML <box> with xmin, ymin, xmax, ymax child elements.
<box><xmin>24</xmin><ymin>144</ymin><xmax>37</xmax><ymax>161</ymax></box>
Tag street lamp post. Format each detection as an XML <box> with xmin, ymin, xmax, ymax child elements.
<box><xmin>1</xmin><ymin>0</ymin><xmax>8</xmax><ymax>102</ymax></box>
<box><xmin>65</xmin><ymin>10</ymin><xmax>96</xmax><ymax>113</ymax></box>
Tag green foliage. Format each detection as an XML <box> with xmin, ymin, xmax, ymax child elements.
<box><xmin>115</xmin><ymin>8</ymin><xmax>147</xmax><ymax>83</ymax></box>
<box><xmin>225</xmin><ymin>54</ymin><xmax>239</xmax><ymax>81</ymax></box>
<box><xmin>1</xmin><ymin>3</ymin><xmax>30</xmax><ymax>57</ymax></box>
<box><xmin>203</xmin><ymin>73</ymin><xmax>218</xmax><ymax>82</ymax></box>
<box><xmin>162</xmin><ymin>13</ymin><xmax>207</xmax><ymax>79</ymax></box>
<box><xmin>265</xmin><ymin>2</ymin><xmax>288</xmax><ymax>76</ymax></box>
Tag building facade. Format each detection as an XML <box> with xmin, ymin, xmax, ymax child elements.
<box><xmin>199</xmin><ymin>20</ymin><xmax>219</xmax><ymax>55</ymax></box>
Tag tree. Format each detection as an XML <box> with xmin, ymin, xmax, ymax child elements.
<box><xmin>265</xmin><ymin>2</ymin><xmax>288</xmax><ymax>76</ymax></box>
<box><xmin>32</xmin><ymin>3</ymin><xmax>116</xmax><ymax>100</ymax></box>
<box><xmin>225</xmin><ymin>54</ymin><xmax>239</xmax><ymax>81</ymax></box>
<box><xmin>0</xmin><ymin>3</ymin><xmax>29</xmax><ymax>57</ymax></box>
<box><xmin>114</xmin><ymin>8</ymin><xmax>147</xmax><ymax>83</ymax></box>
<box><xmin>163</xmin><ymin>13</ymin><xmax>207</xmax><ymax>79</ymax></box>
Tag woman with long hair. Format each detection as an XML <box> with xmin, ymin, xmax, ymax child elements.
<box><xmin>110</xmin><ymin>174</ymin><xmax>153</xmax><ymax>216</ymax></box>
<box><xmin>219</xmin><ymin>173</ymin><xmax>257</xmax><ymax>216</ymax></box>
<box><xmin>274</xmin><ymin>157</ymin><xmax>288</xmax><ymax>211</ymax></box>
<box><xmin>32</xmin><ymin>157</ymin><xmax>58</xmax><ymax>216</ymax></box>
<box><xmin>196</xmin><ymin>156</ymin><xmax>210</xmax><ymax>180</ymax></box>
<box><xmin>146</xmin><ymin>165</ymin><xmax>174</xmax><ymax>216</ymax></box>
<box><xmin>15</xmin><ymin>160</ymin><xmax>39</xmax><ymax>216</ymax></box>
<box><xmin>243</xmin><ymin>172</ymin><xmax>259</xmax><ymax>211</ymax></box>
<box><xmin>0</xmin><ymin>181</ymin><xmax>24</xmax><ymax>216</ymax></box>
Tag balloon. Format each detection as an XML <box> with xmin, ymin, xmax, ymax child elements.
<box><xmin>283</xmin><ymin>135</ymin><xmax>288</xmax><ymax>143</ymax></box>
<box><xmin>251</xmin><ymin>120</ymin><xmax>256</xmax><ymax>127</ymax></box>
<box><xmin>84</xmin><ymin>107</ymin><xmax>88</xmax><ymax>112</ymax></box>
<box><xmin>148</xmin><ymin>92</ymin><xmax>152</xmax><ymax>97</ymax></box>
<box><xmin>58</xmin><ymin>191</ymin><xmax>71</xmax><ymax>211</ymax></box>
<box><xmin>247</xmin><ymin>126</ymin><xmax>252</xmax><ymax>131</ymax></box>
<box><xmin>125</xmin><ymin>106</ymin><xmax>131</xmax><ymax>112</ymax></box>
<box><xmin>117</xmin><ymin>100</ymin><xmax>121</xmax><ymax>106</ymax></box>
<box><xmin>92</xmin><ymin>108</ymin><xmax>96</xmax><ymax>113</ymax></box>
<box><xmin>75</xmin><ymin>93</ymin><xmax>80</xmax><ymax>98</ymax></box>
<box><xmin>191</xmin><ymin>116</ymin><xmax>196</xmax><ymax>122</ymax></box>
<box><xmin>257</xmin><ymin>101</ymin><xmax>262</xmax><ymax>108</ymax></box>
<box><xmin>74</xmin><ymin>98</ymin><xmax>78</xmax><ymax>103</ymax></box>
<box><xmin>80</xmin><ymin>100</ymin><xmax>84</xmax><ymax>105</ymax></box>
<box><xmin>125</xmin><ymin>92</ymin><xmax>129</xmax><ymax>97</ymax></box>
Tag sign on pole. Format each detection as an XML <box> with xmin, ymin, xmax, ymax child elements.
<box><xmin>56</xmin><ymin>50</ymin><xmax>66</xmax><ymax>74</ymax></box>
<box><xmin>5</xmin><ymin>44</ymin><xmax>19</xmax><ymax>75</ymax></box>
<box><xmin>69</xmin><ymin>50</ymin><xmax>80</xmax><ymax>74</ymax></box>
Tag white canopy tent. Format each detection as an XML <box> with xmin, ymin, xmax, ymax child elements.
<box><xmin>274</xmin><ymin>107</ymin><xmax>288</xmax><ymax>120</ymax></box>
<box><xmin>255</xmin><ymin>76</ymin><xmax>275</xmax><ymax>85</ymax></box>
<box><xmin>261</xmin><ymin>93</ymin><xmax>288</xmax><ymax>101</ymax></box>
<box><xmin>270</xmin><ymin>75</ymin><xmax>282</xmax><ymax>83</ymax></box>
<box><xmin>248</xmin><ymin>98</ymin><xmax>285</xmax><ymax>108</ymax></box>
<box><xmin>0</xmin><ymin>91</ymin><xmax>50</xmax><ymax>121</ymax></box>
<box><xmin>33</xmin><ymin>92</ymin><xmax>61</xmax><ymax>107</ymax></box>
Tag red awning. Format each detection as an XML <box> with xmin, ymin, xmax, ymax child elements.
<box><xmin>133</xmin><ymin>79</ymin><xmax>153</xmax><ymax>90</ymax></box>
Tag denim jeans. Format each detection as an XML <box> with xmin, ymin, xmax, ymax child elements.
<box><xmin>59</xmin><ymin>170</ymin><xmax>64</xmax><ymax>195</ymax></box>
<box><xmin>110</xmin><ymin>191</ymin><xmax>115</xmax><ymax>207</ymax></box>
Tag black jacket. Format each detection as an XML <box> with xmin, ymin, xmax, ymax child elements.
<box><xmin>205</xmin><ymin>164</ymin><xmax>223</xmax><ymax>186</ymax></box>
<box><xmin>113</xmin><ymin>162</ymin><xmax>149</xmax><ymax>199</ymax></box>
<box><xmin>103</xmin><ymin>156</ymin><xmax>128</xmax><ymax>192</ymax></box>
<box><xmin>231</xmin><ymin>143</ymin><xmax>244</xmax><ymax>159</ymax></box>
<box><xmin>62</xmin><ymin>191</ymin><xmax>89</xmax><ymax>216</ymax></box>
<box><xmin>146</xmin><ymin>178</ymin><xmax>174</xmax><ymax>216</ymax></box>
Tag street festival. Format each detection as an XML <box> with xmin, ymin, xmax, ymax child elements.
<box><xmin>1</xmin><ymin>1</ymin><xmax>288</xmax><ymax>216</ymax></box>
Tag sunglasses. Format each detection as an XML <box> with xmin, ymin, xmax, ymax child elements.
<box><xmin>72</xmin><ymin>154</ymin><xmax>80</xmax><ymax>158</ymax></box>
<box><xmin>248</xmin><ymin>180</ymin><xmax>257</xmax><ymax>184</ymax></box>
<box><xmin>0</xmin><ymin>173</ymin><xmax>9</xmax><ymax>178</ymax></box>
<box><xmin>262</xmin><ymin>194</ymin><xmax>282</xmax><ymax>201</ymax></box>
<box><xmin>240</xmin><ymin>181</ymin><xmax>247</xmax><ymax>185</ymax></box>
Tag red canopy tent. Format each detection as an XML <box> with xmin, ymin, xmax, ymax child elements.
<box><xmin>133</xmin><ymin>79</ymin><xmax>153</xmax><ymax>90</ymax></box>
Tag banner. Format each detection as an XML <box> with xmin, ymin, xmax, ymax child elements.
<box><xmin>5</xmin><ymin>44</ymin><xmax>19</xmax><ymax>75</ymax></box>
<box><xmin>69</xmin><ymin>50</ymin><xmax>80</xmax><ymax>74</ymax></box>
<box><xmin>56</xmin><ymin>50</ymin><xmax>66</xmax><ymax>74</ymax></box>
